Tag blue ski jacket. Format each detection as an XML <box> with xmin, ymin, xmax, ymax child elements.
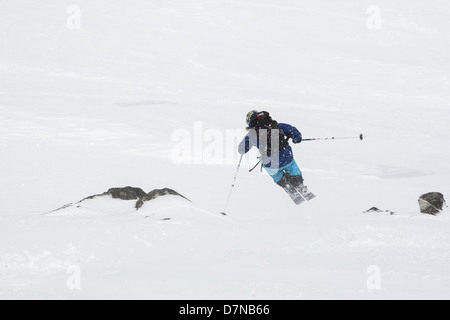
<box><xmin>238</xmin><ymin>123</ymin><xmax>302</xmax><ymax>169</ymax></box>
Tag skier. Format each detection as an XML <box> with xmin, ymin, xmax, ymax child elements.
<box><xmin>238</xmin><ymin>110</ymin><xmax>314</xmax><ymax>204</ymax></box>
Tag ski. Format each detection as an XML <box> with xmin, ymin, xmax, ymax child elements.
<box><xmin>281</xmin><ymin>183</ymin><xmax>316</xmax><ymax>205</ymax></box>
<box><xmin>281</xmin><ymin>183</ymin><xmax>306</xmax><ymax>205</ymax></box>
<box><xmin>296</xmin><ymin>185</ymin><xmax>316</xmax><ymax>201</ymax></box>
<box><xmin>291</xmin><ymin>191</ymin><xmax>306</xmax><ymax>205</ymax></box>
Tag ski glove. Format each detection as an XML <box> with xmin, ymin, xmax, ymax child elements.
<box><xmin>292</xmin><ymin>137</ymin><xmax>302</xmax><ymax>144</ymax></box>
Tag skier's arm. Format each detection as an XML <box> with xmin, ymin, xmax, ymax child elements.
<box><xmin>279</xmin><ymin>123</ymin><xmax>302</xmax><ymax>143</ymax></box>
<box><xmin>238</xmin><ymin>130</ymin><xmax>258</xmax><ymax>154</ymax></box>
<box><xmin>238</xmin><ymin>135</ymin><xmax>251</xmax><ymax>154</ymax></box>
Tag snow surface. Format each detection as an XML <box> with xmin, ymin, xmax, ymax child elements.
<box><xmin>1</xmin><ymin>0</ymin><xmax>450</xmax><ymax>299</ymax></box>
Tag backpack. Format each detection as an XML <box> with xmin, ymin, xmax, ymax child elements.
<box><xmin>248</xmin><ymin>111</ymin><xmax>289</xmax><ymax>157</ymax></box>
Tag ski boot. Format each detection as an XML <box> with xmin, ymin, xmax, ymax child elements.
<box><xmin>289</xmin><ymin>175</ymin><xmax>316</xmax><ymax>201</ymax></box>
<box><xmin>277</xmin><ymin>174</ymin><xmax>305</xmax><ymax>205</ymax></box>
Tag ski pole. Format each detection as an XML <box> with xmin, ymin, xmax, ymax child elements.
<box><xmin>303</xmin><ymin>133</ymin><xmax>364</xmax><ymax>142</ymax></box>
<box><xmin>249</xmin><ymin>159</ymin><xmax>261</xmax><ymax>172</ymax></box>
<box><xmin>221</xmin><ymin>154</ymin><xmax>244</xmax><ymax>215</ymax></box>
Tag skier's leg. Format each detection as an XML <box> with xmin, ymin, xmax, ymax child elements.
<box><xmin>284</xmin><ymin>159</ymin><xmax>304</xmax><ymax>188</ymax></box>
<box><xmin>263</xmin><ymin>165</ymin><xmax>284</xmax><ymax>185</ymax></box>
<box><xmin>285</xmin><ymin>159</ymin><xmax>316</xmax><ymax>201</ymax></box>
<box><xmin>276</xmin><ymin>173</ymin><xmax>289</xmax><ymax>188</ymax></box>
<box><xmin>265</xmin><ymin>163</ymin><xmax>301</xmax><ymax>188</ymax></box>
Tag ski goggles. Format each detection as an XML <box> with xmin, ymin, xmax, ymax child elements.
<box><xmin>246</xmin><ymin>110</ymin><xmax>258</xmax><ymax>126</ymax></box>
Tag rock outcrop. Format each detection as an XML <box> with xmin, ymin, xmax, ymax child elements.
<box><xmin>54</xmin><ymin>186</ymin><xmax>189</xmax><ymax>212</ymax></box>
<box><xmin>363</xmin><ymin>207</ymin><xmax>395</xmax><ymax>215</ymax></box>
<box><xmin>419</xmin><ymin>192</ymin><xmax>445</xmax><ymax>215</ymax></box>
<box><xmin>107</xmin><ymin>187</ymin><xmax>147</xmax><ymax>200</ymax></box>
<box><xmin>135</xmin><ymin>188</ymin><xmax>189</xmax><ymax>210</ymax></box>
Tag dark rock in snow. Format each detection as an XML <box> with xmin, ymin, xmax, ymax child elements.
<box><xmin>52</xmin><ymin>186</ymin><xmax>188</xmax><ymax>213</ymax></box>
<box><xmin>364</xmin><ymin>207</ymin><xmax>382</xmax><ymax>213</ymax></box>
<box><xmin>418</xmin><ymin>192</ymin><xmax>445</xmax><ymax>215</ymax></box>
<box><xmin>135</xmin><ymin>188</ymin><xmax>190</xmax><ymax>210</ymax></box>
<box><xmin>107</xmin><ymin>187</ymin><xmax>146</xmax><ymax>200</ymax></box>
<box><xmin>364</xmin><ymin>207</ymin><xmax>395</xmax><ymax>215</ymax></box>
<box><xmin>75</xmin><ymin>186</ymin><xmax>146</xmax><ymax>202</ymax></box>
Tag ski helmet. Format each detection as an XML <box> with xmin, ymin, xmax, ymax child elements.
<box><xmin>246</xmin><ymin>110</ymin><xmax>258</xmax><ymax>127</ymax></box>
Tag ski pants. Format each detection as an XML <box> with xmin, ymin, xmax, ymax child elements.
<box><xmin>263</xmin><ymin>159</ymin><xmax>302</xmax><ymax>184</ymax></box>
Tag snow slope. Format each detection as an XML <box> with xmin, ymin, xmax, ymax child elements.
<box><xmin>1</xmin><ymin>0</ymin><xmax>450</xmax><ymax>299</ymax></box>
